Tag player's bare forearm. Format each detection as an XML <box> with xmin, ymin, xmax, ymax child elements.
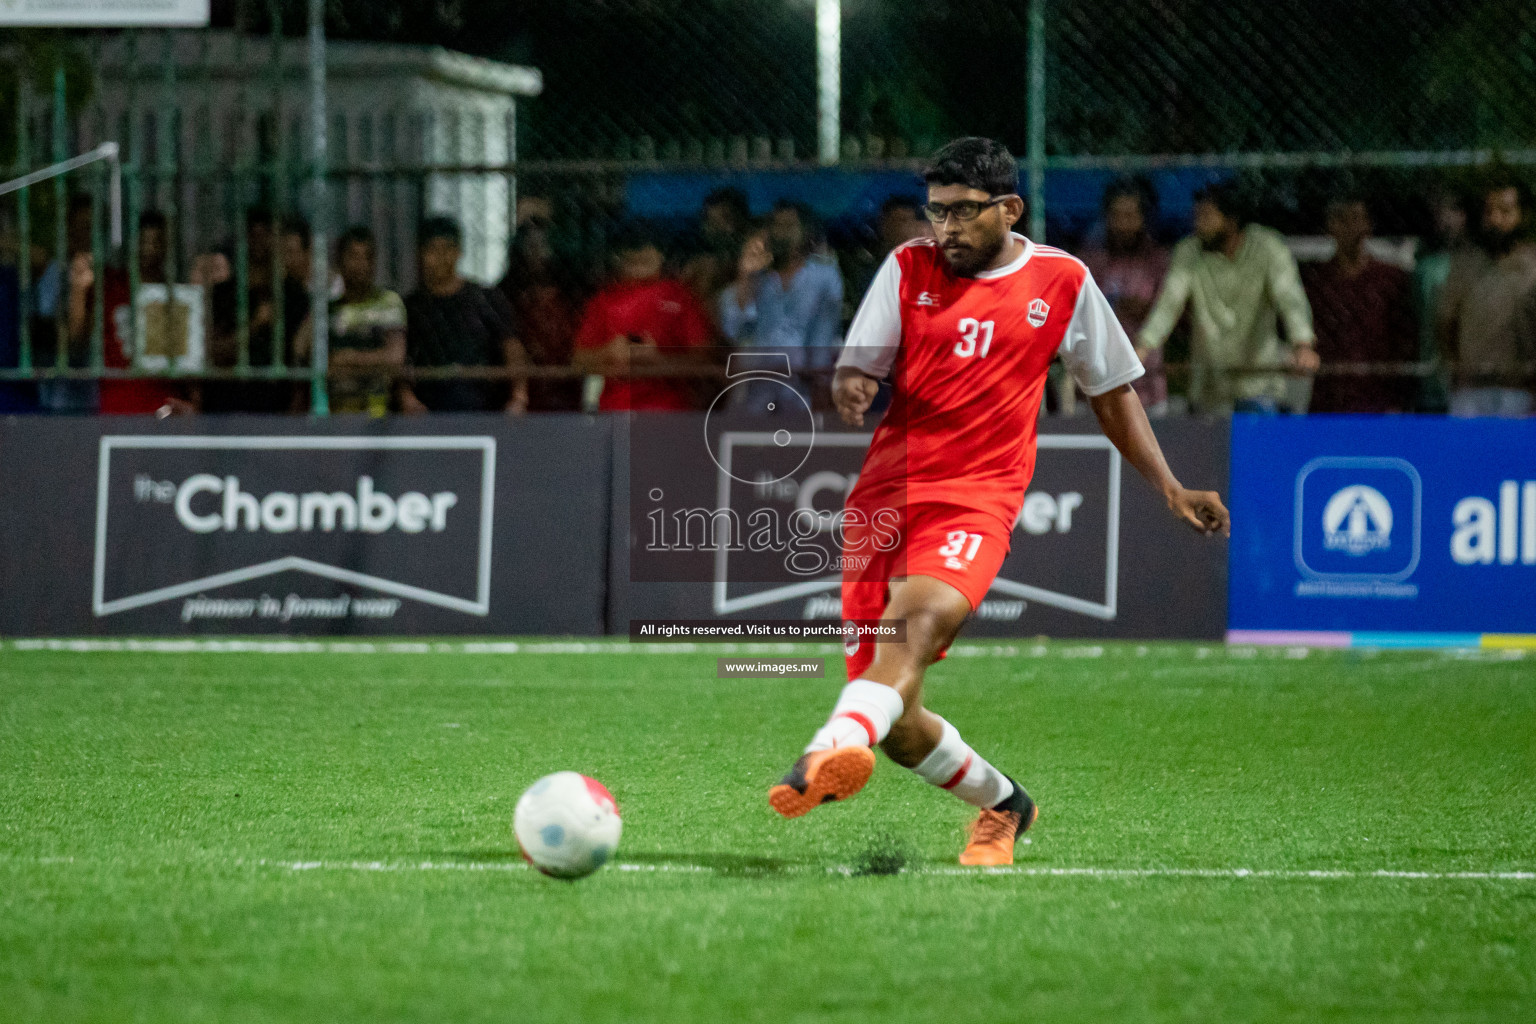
<box><xmin>832</xmin><ymin>366</ymin><xmax>880</xmax><ymax>428</ymax></box>
<box><xmin>1088</xmin><ymin>385</ymin><xmax>1177</xmax><ymax>494</ymax></box>
<box><xmin>1088</xmin><ymin>384</ymin><xmax>1230</xmax><ymax>537</ymax></box>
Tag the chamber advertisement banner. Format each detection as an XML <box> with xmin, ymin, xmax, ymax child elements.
<box><xmin>93</xmin><ymin>435</ymin><xmax>496</xmax><ymax>624</ymax></box>
<box><xmin>0</xmin><ymin>416</ymin><xmax>610</xmax><ymax>636</ymax></box>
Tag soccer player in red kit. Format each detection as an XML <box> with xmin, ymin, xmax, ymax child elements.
<box><xmin>768</xmin><ymin>137</ymin><xmax>1231</xmax><ymax>865</ymax></box>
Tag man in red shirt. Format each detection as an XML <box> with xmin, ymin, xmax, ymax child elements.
<box><xmin>573</xmin><ymin>225</ymin><xmax>715</xmax><ymax>411</ymax></box>
<box><xmin>67</xmin><ymin>210</ymin><xmax>190</xmax><ymax>415</ymax></box>
<box><xmin>768</xmin><ymin>138</ymin><xmax>1230</xmax><ymax>866</ymax></box>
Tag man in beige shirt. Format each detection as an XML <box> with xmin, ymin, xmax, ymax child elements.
<box><xmin>1436</xmin><ymin>180</ymin><xmax>1536</xmax><ymax>417</ymax></box>
<box><xmin>1137</xmin><ymin>182</ymin><xmax>1318</xmax><ymax>412</ymax></box>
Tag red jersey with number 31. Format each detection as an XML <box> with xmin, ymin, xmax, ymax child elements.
<box><xmin>838</xmin><ymin>234</ymin><xmax>1143</xmax><ymax>529</ymax></box>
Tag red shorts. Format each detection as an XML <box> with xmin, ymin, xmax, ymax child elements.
<box><xmin>839</xmin><ymin>502</ymin><xmax>1012</xmax><ymax>679</ymax></box>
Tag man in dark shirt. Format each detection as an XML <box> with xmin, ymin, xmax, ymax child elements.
<box><xmin>1437</xmin><ymin>180</ymin><xmax>1536</xmax><ymax>416</ymax></box>
<box><xmin>1081</xmin><ymin>177</ymin><xmax>1171</xmax><ymax>411</ymax></box>
<box><xmin>401</xmin><ymin>217</ymin><xmax>528</xmax><ymax>414</ymax></box>
<box><xmin>205</xmin><ymin>208</ymin><xmax>309</xmax><ymax>413</ymax></box>
<box><xmin>1301</xmin><ymin>196</ymin><xmax>1416</xmax><ymax>413</ymax></box>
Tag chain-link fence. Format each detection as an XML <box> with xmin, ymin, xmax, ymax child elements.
<box><xmin>2</xmin><ymin>0</ymin><xmax>1534</xmax><ymax>414</ymax></box>
<box><xmin>1047</xmin><ymin>0</ymin><xmax>1536</xmax><ymax>158</ymax></box>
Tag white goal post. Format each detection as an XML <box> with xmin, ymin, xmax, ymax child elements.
<box><xmin>0</xmin><ymin>141</ymin><xmax>123</xmax><ymax>248</ymax></box>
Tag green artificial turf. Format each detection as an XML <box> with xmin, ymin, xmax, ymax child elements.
<box><xmin>1</xmin><ymin>641</ymin><xmax>1533</xmax><ymax>1023</ymax></box>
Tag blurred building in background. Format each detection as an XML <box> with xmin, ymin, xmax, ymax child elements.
<box><xmin>79</xmin><ymin>33</ymin><xmax>540</xmax><ymax>289</ymax></box>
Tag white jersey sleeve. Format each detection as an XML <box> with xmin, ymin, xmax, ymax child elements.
<box><xmin>1058</xmin><ymin>270</ymin><xmax>1145</xmax><ymax>396</ymax></box>
<box><xmin>836</xmin><ymin>252</ymin><xmax>903</xmax><ymax>379</ymax></box>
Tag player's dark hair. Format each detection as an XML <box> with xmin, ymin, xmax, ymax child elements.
<box><xmin>880</xmin><ymin>194</ymin><xmax>924</xmax><ymax>218</ymax></box>
<box><xmin>923</xmin><ymin>137</ymin><xmax>1019</xmax><ymax>197</ymax></box>
<box><xmin>337</xmin><ymin>224</ymin><xmax>375</xmax><ymax>258</ymax></box>
<box><xmin>1193</xmin><ymin>180</ymin><xmax>1245</xmax><ymax>223</ymax></box>
<box><xmin>418</xmin><ymin>216</ymin><xmax>462</xmax><ymax>248</ymax></box>
<box><xmin>138</xmin><ymin>209</ymin><xmax>168</xmax><ymax>234</ymax></box>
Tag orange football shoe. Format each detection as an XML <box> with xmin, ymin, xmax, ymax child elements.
<box><xmin>768</xmin><ymin>746</ymin><xmax>877</xmax><ymax>819</ymax></box>
<box><xmin>959</xmin><ymin>780</ymin><xmax>1038</xmax><ymax>866</ymax></box>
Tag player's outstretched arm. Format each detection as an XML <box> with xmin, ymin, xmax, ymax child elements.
<box><xmin>1087</xmin><ymin>384</ymin><xmax>1231</xmax><ymax>537</ymax></box>
<box><xmin>832</xmin><ymin>366</ymin><xmax>880</xmax><ymax>428</ymax></box>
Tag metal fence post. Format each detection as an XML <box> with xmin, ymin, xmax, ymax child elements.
<box><xmin>1026</xmin><ymin>0</ymin><xmax>1046</xmax><ymax>242</ymax></box>
<box><xmin>269</xmin><ymin>1</ymin><xmax>286</xmax><ymax>374</ymax></box>
<box><xmin>308</xmin><ymin>0</ymin><xmax>330</xmax><ymax>415</ymax></box>
<box><xmin>16</xmin><ymin>73</ymin><xmax>32</xmax><ymax>373</ymax></box>
<box><xmin>159</xmin><ymin>29</ymin><xmax>179</xmax><ymax>286</ymax></box>
<box><xmin>125</xmin><ymin>29</ymin><xmax>142</xmax><ymax>363</ymax></box>
<box><xmin>815</xmin><ymin>0</ymin><xmax>839</xmax><ymax>166</ymax></box>
<box><xmin>90</xmin><ymin>158</ymin><xmax>105</xmax><ymax>372</ymax></box>
<box><xmin>234</xmin><ymin>21</ymin><xmax>251</xmax><ymax>374</ymax></box>
<box><xmin>52</xmin><ymin>65</ymin><xmax>68</xmax><ymax>372</ymax></box>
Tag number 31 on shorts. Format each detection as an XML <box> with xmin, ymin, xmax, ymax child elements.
<box><xmin>939</xmin><ymin>530</ymin><xmax>983</xmax><ymax>564</ymax></box>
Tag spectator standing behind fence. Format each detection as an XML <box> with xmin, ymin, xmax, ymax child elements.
<box><xmin>1080</xmin><ymin>178</ymin><xmax>1170</xmax><ymax>413</ymax></box>
<box><xmin>842</xmin><ymin>195</ymin><xmax>933</xmax><ymax>312</ymax></box>
<box><xmin>572</xmin><ymin>223</ymin><xmax>714</xmax><ymax>411</ymax></box>
<box><xmin>720</xmin><ymin>200</ymin><xmax>842</xmax><ymax>412</ymax></box>
<box><xmin>293</xmin><ymin>226</ymin><xmax>405</xmax><ymax>416</ymax></box>
<box><xmin>1137</xmin><ymin>182</ymin><xmax>1318</xmax><ymax>413</ymax></box>
<box><xmin>1300</xmin><ymin>197</ymin><xmax>1417</xmax><ymax>413</ymax></box>
<box><xmin>67</xmin><ymin>210</ymin><xmax>194</xmax><ymax>416</ymax></box>
<box><xmin>1436</xmin><ymin>180</ymin><xmax>1536</xmax><ymax>417</ymax></box>
<box><xmin>681</xmin><ymin>187</ymin><xmax>753</xmax><ymax>313</ymax></box>
<box><xmin>1413</xmin><ymin>191</ymin><xmax>1472</xmax><ymax>413</ymax></box>
<box><xmin>36</xmin><ymin>195</ymin><xmax>99</xmax><ymax>413</ymax></box>
<box><xmin>498</xmin><ymin>218</ymin><xmax>583</xmax><ymax>412</ymax></box>
<box><xmin>282</xmin><ymin>217</ymin><xmax>311</xmax><ymax>295</ymax></box>
<box><xmin>400</xmin><ymin>217</ymin><xmax>528</xmax><ymax>415</ymax></box>
<box><xmin>281</xmin><ymin>215</ymin><xmax>342</xmax><ymax>301</ymax></box>
<box><xmin>205</xmin><ymin>208</ymin><xmax>309</xmax><ymax>413</ymax></box>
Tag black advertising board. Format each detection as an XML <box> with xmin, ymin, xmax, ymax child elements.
<box><xmin>614</xmin><ymin>414</ymin><xmax>1229</xmax><ymax>640</ymax></box>
<box><xmin>0</xmin><ymin>415</ymin><xmax>611</xmax><ymax>635</ymax></box>
<box><xmin>0</xmin><ymin>412</ymin><xmax>1226</xmax><ymax>639</ymax></box>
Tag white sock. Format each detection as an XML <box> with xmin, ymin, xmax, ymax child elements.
<box><xmin>805</xmin><ymin>680</ymin><xmax>906</xmax><ymax>752</ymax></box>
<box><xmin>911</xmin><ymin>716</ymin><xmax>1015</xmax><ymax>809</ymax></box>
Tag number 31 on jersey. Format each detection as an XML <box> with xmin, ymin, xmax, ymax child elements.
<box><xmin>954</xmin><ymin>318</ymin><xmax>995</xmax><ymax>358</ymax></box>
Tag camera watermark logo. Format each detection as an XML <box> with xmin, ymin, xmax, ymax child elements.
<box><xmin>626</xmin><ymin>348</ymin><xmax>906</xmax><ymax>596</ymax></box>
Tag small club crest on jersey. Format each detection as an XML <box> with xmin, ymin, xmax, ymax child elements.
<box><xmin>1027</xmin><ymin>298</ymin><xmax>1050</xmax><ymax>327</ymax></box>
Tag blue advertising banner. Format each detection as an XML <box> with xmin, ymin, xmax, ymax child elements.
<box><xmin>1228</xmin><ymin>416</ymin><xmax>1536</xmax><ymax>646</ymax></box>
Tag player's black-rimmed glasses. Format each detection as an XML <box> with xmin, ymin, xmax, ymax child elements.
<box><xmin>922</xmin><ymin>195</ymin><xmax>1015</xmax><ymax>224</ymax></box>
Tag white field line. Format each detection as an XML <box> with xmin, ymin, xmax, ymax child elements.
<box><xmin>14</xmin><ymin>856</ymin><xmax>1532</xmax><ymax>882</ymax></box>
<box><xmin>3</xmin><ymin>638</ymin><xmax>1526</xmax><ymax>661</ymax></box>
<box><xmin>270</xmin><ymin>860</ymin><xmax>1536</xmax><ymax>881</ymax></box>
